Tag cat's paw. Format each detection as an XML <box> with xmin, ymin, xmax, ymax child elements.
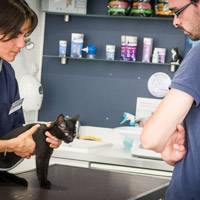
<box><xmin>16</xmin><ymin>177</ymin><xmax>28</xmax><ymax>187</ymax></box>
<box><xmin>0</xmin><ymin>172</ymin><xmax>28</xmax><ymax>187</ymax></box>
<box><xmin>40</xmin><ymin>180</ymin><xmax>51</xmax><ymax>189</ymax></box>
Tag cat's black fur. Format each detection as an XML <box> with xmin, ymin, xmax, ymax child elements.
<box><xmin>0</xmin><ymin>114</ymin><xmax>79</xmax><ymax>189</ymax></box>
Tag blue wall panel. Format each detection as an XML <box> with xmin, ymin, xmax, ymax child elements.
<box><xmin>39</xmin><ymin>2</ymin><xmax>185</xmax><ymax>127</ymax></box>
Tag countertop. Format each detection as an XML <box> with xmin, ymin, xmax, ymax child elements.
<box><xmin>52</xmin><ymin>141</ymin><xmax>173</xmax><ymax>174</ymax></box>
<box><xmin>1</xmin><ymin>165</ymin><xmax>169</xmax><ymax>200</ymax></box>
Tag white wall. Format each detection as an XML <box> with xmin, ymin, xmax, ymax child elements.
<box><xmin>12</xmin><ymin>0</ymin><xmax>45</xmax><ymax>123</ymax></box>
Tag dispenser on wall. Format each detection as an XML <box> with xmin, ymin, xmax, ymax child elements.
<box><xmin>18</xmin><ymin>74</ymin><xmax>43</xmax><ymax>112</ymax></box>
<box><xmin>41</xmin><ymin>0</ymin><xmax>87</xmax><ymax>15</ymax></box>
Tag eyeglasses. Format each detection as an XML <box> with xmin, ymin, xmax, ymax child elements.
<box><xmin>173</xmin><ymin>2</ymin><xmax>194</xmax><ymax>17</ymax></box>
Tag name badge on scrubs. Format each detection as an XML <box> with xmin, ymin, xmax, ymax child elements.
<box><xmin>8</xmin><ymin>98</ymin><xmax>24</xmax><ymax>115</ymax></box>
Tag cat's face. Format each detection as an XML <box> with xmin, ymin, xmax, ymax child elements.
<box><xmin>55</xmin><ymin>114</ymin><xmax>80</xmax><ymax>143</ymax></box>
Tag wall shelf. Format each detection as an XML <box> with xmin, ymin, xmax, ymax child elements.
<box><xmin>45</xmin><ymin>12</ymin><xmax>173</xmax><ymax>21</ymax></box>
<box><xmin>40</xmin><ymin>0</ymin><xmax>184</xmax><ymax>127</ymax></box>
<box><xmin>43</xmin><ymin>55</ymin><xmax>170</xmax><ymax>66</ymax></box>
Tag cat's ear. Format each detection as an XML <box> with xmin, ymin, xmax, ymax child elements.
<box><xmin>56</xmin><ymin>114</ymin><xmax>65</xmax><ymax>124</ymax></box>
<box><xmin>71</xmin><ymin>114</ymin><xmax>80</xmax><ymax>122</ymax></box>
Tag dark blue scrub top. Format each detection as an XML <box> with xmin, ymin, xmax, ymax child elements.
<box><xmin>0</xmin><ymin>61</ymin><xmax>24</xmax><ymax>136</ymax></box>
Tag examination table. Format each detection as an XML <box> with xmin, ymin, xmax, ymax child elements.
<box><xmin>0</xmin><ymin>165</ymin><xmax>169</xmax><ymax>200</ymax></box>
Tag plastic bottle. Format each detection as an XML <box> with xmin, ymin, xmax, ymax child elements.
<box><xmin>82</xmin><ymin>44</ymin><xmax>97</xmax><ymax>59</ymax></box>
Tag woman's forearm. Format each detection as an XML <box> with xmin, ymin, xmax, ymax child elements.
<box><xmin>0</xmin><ymin>140</ymin><xmax>13</xmax><ymax>153</ymax></box>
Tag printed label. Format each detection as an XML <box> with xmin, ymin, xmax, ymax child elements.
<box><xmin>8</xmin><ymin>98</ymin><xmax>24</xmax><ymax>115</ymax></box>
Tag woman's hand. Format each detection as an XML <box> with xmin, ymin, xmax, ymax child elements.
<box><xmin>45</xmin><ymin>131</ymin><xmax>61</xmax><ymax>148</ymax></box>
<box><xmin>161</xmin><ymin>124</ymin><xmax>186</xmax><ymax>166</ymax></box>
<box><xmin>44</xmin><ymin>122</ymin><xmax>62</xmax><ymax>148</ymax></box>
<box><xmin>7</xmin><ymin>124</ymin><xmax>40</xmax><ymax>158</ymax></box>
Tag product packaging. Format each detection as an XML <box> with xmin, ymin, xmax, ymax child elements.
<box><xmin>155</xmin><ymin>0</ymin><xmax>173</xmax><ymax>17</ymax></box>
<box><xmin>121</xmin><ymin>35</ymin><xmax>127</xmax><ymax>61</ymax></box>
<box><xmin>106</xmin><ymin>45</ymin><xmax>116</xmax><ymax>60</ymax></box>
<box><xmin>142</xmin><ymin>37</ymin><xmax>153</xmax><ymax>63</ymax></box>
<box><xmin>152</xmin><ymin>48</ymin><xmax>166</xmax><ymax>64</ymax></box>
<box><xmin>127</xmin><ymin>36</ymin><xmax>138</xmax><ymax>61</ymax></box>
<box><xmin>121</xmin><ymin>35</ymin><xmax>138</xmax><ymax>61</ymax></box>
<box><xmin>70</xmin><ymin>33</ymin><xmax>84</xmax><ymax>58</ymax></box>
<box><xmin>130</xmin><ymin>0</ymin><xmax>140</xmax><ymax>16</ymax></box>
<box><xmin>131</xmin><ymin>0</ymin><xmax>153</xmax><ymax>17</ymax></box>
<box><xmin>107</xmin><ymin>0</ymin><xmax>130</xmax><ymax>16</ymax></box>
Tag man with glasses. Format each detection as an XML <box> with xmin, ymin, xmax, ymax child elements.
<box><xmin>141</xmin><ymin>0</ymin><xmax>200</xmax><ymax>199</ymax></box>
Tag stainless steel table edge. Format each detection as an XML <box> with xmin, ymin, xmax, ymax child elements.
<box><xmin>128</xmin><ymin>182</ymin><xmax>169</xmax><ymax>200</ymax></box>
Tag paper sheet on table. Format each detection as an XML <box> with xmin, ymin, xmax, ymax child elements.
<box><xmin>135</xmin><ymin>97</ymin><xmax>161</xmax><ymax>120</ymax></box>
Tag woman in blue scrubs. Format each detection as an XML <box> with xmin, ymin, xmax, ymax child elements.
<box><xmin>0</xmin><ymin>0</ymin><xmax>60</xmax><ymax>158</ymax></box>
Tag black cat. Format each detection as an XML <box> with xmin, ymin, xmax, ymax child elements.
<box><xmin>0</xmin><ymin>114</ymin><xmax>80</xmax><ymax>189</ymax></box>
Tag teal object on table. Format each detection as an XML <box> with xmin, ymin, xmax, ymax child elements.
<box><xmin>120</xmin><ymin>112</ymin><xmax>136</xmax><ymax>126</ymax></box>
<box><xmin>123</xmin><ymin>135</ymin><xmax>133</xmax><ymax>152</ymax></box>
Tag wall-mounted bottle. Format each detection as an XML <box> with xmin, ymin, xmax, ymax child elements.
<box><xmin>59</xmin><ymin>40</ymin><xmax>67</xmax><ymax>64</ymax></box>
<box><xmin>82</xmin><ymin>44</ymin><xmax>97</xmax><ymax>59</ymax></box>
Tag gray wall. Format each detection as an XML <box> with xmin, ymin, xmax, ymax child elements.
<box><xmin>39</xmin><ymin>0</ymin><xmax>185</xmax><ymax>127</ymax></box>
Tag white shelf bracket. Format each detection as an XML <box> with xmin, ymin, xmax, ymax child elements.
<box><xmin>64</xmin><ymin>15</ymin><xmax>70</xmax><ymax>22</ymax></box>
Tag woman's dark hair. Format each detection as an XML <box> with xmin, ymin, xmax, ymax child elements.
<box><xmin>192</xmin><ymin>0</ymin><xmax>199</xmax><ymax>3</ymax></box>
<box><xmin>0</xmin><ymin>0</ymin><xmax>38</xmax><ymax>41</ymax></box>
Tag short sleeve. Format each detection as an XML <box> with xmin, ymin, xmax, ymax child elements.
<box><xmin>170</xmin><ymin>43</ymin><xmax>200</xmax><ymax>106</ymax></box>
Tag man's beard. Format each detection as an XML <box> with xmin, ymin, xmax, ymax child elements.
<box><xmin>188</xmin><ymin>35</ymin><xmax>200</xmax><ymax>41</ymax></box>
<box><xmin>184</xmin><ymin>29</ymin><xmax>200</xmax><ymax>41</ymax></box>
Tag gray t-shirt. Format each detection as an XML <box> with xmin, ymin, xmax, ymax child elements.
<box><xmin>166</xmin><ymin>43</ymin><xmax>200</xmax><ymax>199</ymax></box>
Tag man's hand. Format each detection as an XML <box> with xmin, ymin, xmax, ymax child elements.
<box><xmin>161</xmin><ymin>124</ymin><xmax>186</xmax><ymax>166</ymax></box>
<box><xmin>7</xmin><ymin>124</ymin><xmax>40</xmax><ymax>158</ymax></box>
